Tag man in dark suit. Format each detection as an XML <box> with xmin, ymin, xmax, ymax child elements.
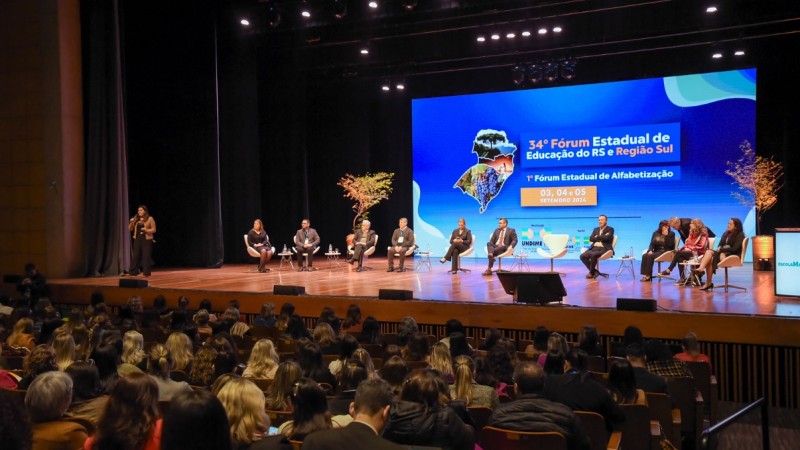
<box><xmin>303</xmin><ymin>378</ymin><xmax>406</xmax><ymax>450</ymax></box>
<box><xmin>483</xmin><ymin>217</ymin><xmax>518</xmax><ymax>275</ymax></box>
<box><xmin>669</xmin><ymin>216</ymin><xmax>715</xmax><ymax>243</ymax></box>
<box><xmin>387</xmin><ymin>217</ymin><xmax>414</xmax><ymax>272</ymax></box>
<box><xmin>295</xmin><ymin>219</ymin><xmax>321</xmax><ymax>271</ymax></box>
<box><xmin>348</xmin><ymin>220</ymin><xmax>377</xmax><ymax>272</ymax></box>
<box><xmin>579</xmin><ymin>214</ymin><xmax>615</xmax><ymax>279</ymax></box>
<box><xmin>626</xmin><ymin>343</ymin><xmax>668</xmax><ymax>394</ymax></box>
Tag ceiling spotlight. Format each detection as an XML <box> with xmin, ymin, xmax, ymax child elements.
<box><xmin>402</xmin><ymin>0</ymin><xmax>418</xmax><ymax>11</ymax></box>
<box><xmin>476</xmin><ymin>36</ymin><xmax>486</xmax><ymax>42</ymax></box>
<box><xmin>734</xmin><ymin>50</ymin><xmax>745</xmax><ymax>56</ymax></box>
<box><xmin>706</xmin><ymin>6</ymin><xmax>718</xmax><ymax>13</ymax></box>
<box><xmin>491</xmin><ymin>33</ymin><xmax>500</xmax><ymax>40</ymax></box>
<box><xmin>506</xmin><ymin>33</ymin><xmax>516</xmax><ymax>39</ymax></box>
<box><xmin>360</xmin><ymin>48</ymin><xmax>369</xmax><ymax>55</ymax></box>
<box><xmin>301</xmin><ymin>9</ymin><xmax>311</xmax><ymax>18</ymax></box>
<box><xmin>712</xmin><ymin>52</ymin><xmax>723</xmax><ymax>59</ymax></box>
<box><xmin>381</xmin><ymin>82</ymin><xmax>390</xmax><ymax>91</ymax></box>
<box><xmin>538</xmin><ymin>28</ymin><xmax>547</xmax><ymax>35</ymax></box>
<box><xmin>521</xmin><ymin>31</ymin><xmax>531</xmax><ymax>37</ymax></box>
<box><xmin>553</xmin><ymin>26</ymin><xmax>562</xmax><ymax>33</ymax></box>
<box><xmin>240</xmin><ymin>19</ymin><xmax>250</xmax><ymax>26</ymax></box>
<box><xmin>369</xmin><ymin>1</ymin><xmax>378</xmax><ymax>9</ymax></box>
<box><xmin>265</xmin><ymin>1</ymin><xmax>281</xmax><ymax>28</ymax></box>
<box><xmin>396</xmin><ymin>83</ymin><xmax>405</xmax><ymax>90</ymax></box>
<box><xmin>333</xmin><ymin>0</ymin><xmax>348</xmax><ymax>19</ymax></box>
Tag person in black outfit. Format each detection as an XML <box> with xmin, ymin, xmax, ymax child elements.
<box><xmin>640</xmin><ymin>220</ymin><xmax>677</xmax><ymax>281</ymax></box>
<box><xmin>693</xmin><ymin>217</ymin><xmax>745</xmax><ymax>291</ymax></box>
<box><xmin>295</xmin><ymin>219</ymin><xmax>321</xmax><ymax>271</ymax></box>
<box><xmin>483</xmin><ymin>218</ymin><xmax>518</xmax><ymax>275</ymax></box>
<box><xmin>579</xmin><ymin>214</ymin><xmax>614</xmax><ymax>279</ymax></box>
<box><xmin>441</xmin><ymin>218</ymin><xmax>473</xmax><ymax>273</ymax></box>
<box><xmin>348</xmin><ymin>220</ymin><xmax>377</xmax><ymax>272</ymax></box>
<box><xmin>625</xmin><ymin>343</ymin><xmax>668</xmax><ymax>394</ymax></box>
<box><xmin>17</xmin><ymin>262</ymin><xmax>48</xmax><ymax>301</ymax></box>
<box><xmin>247</xmin><ymin>219</ymin><xmax>273</xmax><ymax>272</ymax></box>
<box><xmin>126</xmin><ymin>205</ymin><xmax>156</xmax><ymax>277</ymax></box>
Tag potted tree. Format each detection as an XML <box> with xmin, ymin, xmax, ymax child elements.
<box><xmin>726</xmin><ymin>140</ymin><xmax>784</xmax><ymax>270</ymax></box>
<box><xmin>337</xmin><ymin>172</ymin><xmax>394</xmax><ymax>247</ymax></box>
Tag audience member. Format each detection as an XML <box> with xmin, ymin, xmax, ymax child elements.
<box><xmin>611</xmin><ymin>325</ymin><xmax>644</xmax><ymax>357</ymax></box>
<box><xmin>242</xmin><ymin>339</ymin><xmax>280</xmax><ymax>379</ymax></box>
<box><xmin>341</xmin><ymin>304</ymin><xmax>362</xmax><ymax>333</ymax></box>
<box><xmin>383</xmin><ymin>369</ymin><xmax>474</xmax><ymax>450</ymax></box>
<box><xmin>402</xmin><ymin>332</ymin><xmax>430</xmax><ymax>362</ymax></box>
<box><xmin>537</xmin><ymin>332</ymin><xmax>569</xmax><ymax>368</ymax></box>
<box><xmin>296</xmin><ymin>339</ymin><xmax>336</xmax><ymax>387</ymax></box>
<box><xmin>673</xmin><ymin>332</ymin><xmax>712</xmax><ymax>371</ymax></box>
<box><xmin>121</xmin><ymin>330</ymin><xmax>147</xmax><ymax>371</ymax></box>
<box><xmin>349</xmin><ymin>348</ymin><xmax>379</xmax><ymax>379</ymax></box>
<box><xmin>65</xmin><ymin>361</ymin><xmax>108</xmax><ymax>427</ymax></box>
<box><xmin>479</xmin><ymin>327</ymin><xmax>502</xmax><ymax>351</ymax></box>
<box><xmin>0</xmin><ymin>388</ymin><xmax>32</xmax><ymax>450</ymax></box>
<box><xmin>147</xmin><ymin>344</ymin><xmax>192</xmax><ymax>401</ymax></box>
<box><xmin>89</xmin><ymin>343</ymin><xmax>119</xmax><ymax>393</ymax></box>
<box><xmin>542</xmin><ymin>350</ymin><xmax>566</xmax><ymax>375</ymax></box>
<box><xmin>18</xmin><ymin>345</ymin><xmax>57</xmax><ymax>389</ymax></box>
<box><xmin>645</xmin><ymin>339</ymin><xmax>692</xmax><ymax>378</ymax></box>
<box><xmin>278</xmin><ymin>378</ymin><xmax>344</xmax><ymax>438</ymax></box>
<box><xmin>17</xmin><ymin>262</ymin><xmax>49</xmax><ymax>302</ymax></box>
<box><xmin>357</xmin><ymin>316</ymin><xmax>385</xmax><ymax>347</ymax></box>
<box><xmin>329</xmin><ymin>359</ymin><xmax>369</xmax><ymax>415</ymax></box>
<box><xmin>277</xmin><ymin>303</ymin><xmax>312</xmax><ymax>340</ymax></box>
<box><xmin>487</xmin><ymin>341</ymin><xmax>515</xmax><ymax>385</ymax></box>
<box><xmin>607</xmin><ymin>359</ymin><xmax>644</xmax><ymax>405</ymax></box>
<box><xmin>26</xmin><ymin>371</ymin><xmax>88</xmax><ymax>450</ymax></box>
<box><xmin>71</xmin><ymin>324</ymin><xmax>93</xmax><ymax>362</ymax></box>
<box><xmin>210</xmin><ymin>335</ymin><xmax>240</xmax><ymax>380</ymax></box>
<box><xmin>161</xmin><ymin>389</ymin><xmax>232</xmax><ymax>450</ymax></box>
<box><xmin>577</xmin><ymin>325</ymin><xmax>603</xmax><ymax>357</ymax></box>
<box><xmin>53</xmin><ymin>332</ymin><xmax>76</xmax><ymax>371</ymax></box>
<box><xmin>625</xmin><ymin>344</ymin><xmax>668</xmax><ymax>394</ymax></box>
<box><xmin>303</xmin><ymin>378</ymin><xmax>407</xmax><ymax>450</ymax></box>
<box><xmin>448</xmin><ymin>332</ymin><xmax>473</xmax><ymax>359</ymax></box>
<box><xmin>188</xmin><ymin>347</ymin><xmax>218</xmax><ymax>387</ymax></box>
<box><xmin>164</xmin><ymin>332</ymin><xmax>193</xmax><ymax>373</ymax></box>
<box><xmin>313</xmin><ymin>323</ymin><xmax>340</xmax><ymax>355</ymax></box>
<box><xmin>216</xmin><ymin>377</ymin><xmax>274</xmax><ymax>449</ymax></box>
<box><xmin>7</xmin><ymin>318</ymin><xmax>36</xmax><ymax>350</ymax></box>
<box><xmin>438</xmin><ymin>319</ymin><xmax>466</xmax><ymax>349</ymax></box>
<box><xmin>451</xmin><ymin>355</ymin><xmax>499</xmax><ymax>409</ymax></box>
<box><xmin>488</xmin><ymin>362</ymin><xmax>589</xmax><ymax>450</ymax></box>
<box><xmin>379</xmin><ymin>356</ymin><xmax>408</xmax><ymax>396</ymax></box>
<box><xmin>253</xmin><ymin>303</ymin><xmax>277</xmax><ymax>328</ymax></box>
<box><xmin>266</xmin><ymin>361</ymin><xmax>302</xmax><ymax>411</ymax></box>
<box><xmin>317</xmin><ymin>307</ymin><xmax>341</xmax><ymax>335</ymax></box>
<box><xmin>428</xmin><ymin>342</ymin><xmax>454</xmax><ymax>382</ymax></box>
<box><xmin>223</xmin><ymin>306</ymin><xmax>250</xmax><ymax>338</ymax></box>
<box><xmin>395</xmin><ymin>316</ymin><xmax>418</xmax><ymax>347</ymax></box>
<box><xmin>329</xmin><ymin>334</ymin><xmax>359</xmax><ymax>377</ymax></box>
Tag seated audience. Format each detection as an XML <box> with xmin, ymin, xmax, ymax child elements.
<box><xmin>673</xmin><ymin>332</ymin><xmax>713</xmax><ymax>371</ymax></box>
<box><xmin>252</xmin><ymin>303</ymin><xmax>277</xmax><ymax>328</ymax></box>
<box><xmin>302</xmin><ymin>378</ymin><xmax>407</xmax><ymax>450</ymax></box>
<box><xmin>296</xmin><ymin>339</ymin><xmax>336</xmax><ymax>387</ymax></box>
<box><xmin>487</xmin><ymin>341</ymin><xmax>515</xmax><ymax>385</ymax></box>
<box><xmin>450</xmin><ymin>355</ymin><xmax>499</xmax><ymax>409</ymax></box>
<box><xmin>341</xmin><ymin>304</ymin><xmax>362</xmax><ymax>333</ymax></box>
<box><xmin>26</xmin><ymin>371</ymin><xmax>88</xmax><ymax>450</ymax></box>
<box><xmin>276</xmin><ymin>303</ymin><xmax>312</xmax><ymax>340</ymax></box>
<box><xmin>383</xmin><ymin>369</ymin><xmax>475</xmax><ymax>450</ymax></box>
<box><xmin>329</xmin><ymin>334</ymin><xmax>359</xmax><ymax>377</ymax></box>
<box><xmin>265</xmin><ymin>361</ymin><xmax>303</xmax><ymax>411</ymax></box>
<box><xmin>278</xmin><ymin>378</ymin><xmax>346</xmax><ymax>438</ymax></box>
<box><xmin>357</xmin><ymin>316</ymin><xmax>385</xmax><ymax>347</ymax></box>
<box><xmin>577</xmin><ymin>325</ymin><xmax>603</xmax><ymax>357</ymax></box>
<box><xmin>330</xmin><ymin>359</ymin><xmax>370</xmax><ymax>415</ymax></box>
<box><xmin>313</xmin><ymin>323</ymin><xmax>340</xmax><ymax>355</ymax></box>
<box><xmin>349</xmin><ymin>348</ymin><xmax>379</xmax><ymax>379</ymax></box>
<box><xmin>53</xmin><ymin>332</ymin><xmax>76</xmax><ymax>372</ymax></box>
<box><xmin>243</xmin><ymin>339</ymin><xmax>280</xmax><ymax>379</ymax></box>
<box><xmin>164</xmin><ymin>332</ymin><xmax>193</xmax><ymax>373</ymax></box>
<box><xmin>395</xmin><ymin>316</ymin><xmax>418</xmax><ymax>347</ymax></box>
<box><xmin>611</xmin><ymin>325</ymin><xmax>644</xmax><ymax>358</ymax></box>
<box><xmin>448</xmin><ymin>332</ymin><xmax>473</xmax><ymax>359</ymax></box>
<box><xmin>193</xmin><ymin>309</ymin><xmax>213</xmax><ymax>342</ymax></box>
<box><xmin>401</xmin><ymin>332</ymin><xmax>430</xmax><ymax>362</ymax></box>
<box><xmin>147</xmin><ymin>344</ymin><xmax>192</xmax><ymax>401</ymax></box>
<box><xmin>65</xmin><ymin>361</ymin><xmax>109</xmax><ymax>427</ymax></box>
<box><xmin>438</xmin><ymin>319</ymin><xmax>466</xmax><ymax>348</ymax></box>
<box><xmin>223</xmin><ymin>306</ymin><xmax>250</xmax><ymax>338</ymax></box>
<box><xmin>71</xmin><ymin>324</ymin><xmax>93</xmax><ymax>362</ymax></box>
<box><xmin>429</xmin><ymin>342</ymin><xmax>454</xmax><ymax>382</ymax></box>
<box><xmin>537</xmin><ymin>332</ymin><xmax>569</xmax><ymax>368</ymax></box>
<box><xmin>607</xmin><ymin>359</ymin><xmax>645</xmax><ymax>405</ymax></box>
<box><xmin>216</xmin><ymin>377</ymin><xmax>276</xmax><ymax>449</ymax></box>
<box><xmin>317</xmin><ymin>307</ymin><xmax>341</xmax><ymax>335</ymax></box>
<box><xmin>188</xmin><ymin>347</ymin><xmax>218</xmax><ymax>387</ymax></box>
<box><xmin>379</xmin><ymin>356</ymin><xmax>408</xmax><ymax>396</ymax></box>
<box><xmin>210</xmin><ymin>335</ymin><xmax>240</xmax><ymax>380</ymax></box>
<box><xmin>90</xmin><ymin>343</ymin><xmax>120</xmax><ymax>393</ymax></box>
<box><xmin>645</xmin><ymin>339</ymin><xmax>692</xmax><ymax>378</ymax></box>
<box><xmin>625</xmin><ymin>344</ymin><xmax>668</xmax><ymax>394</ymax></box>
<box><xmin>542</xmin><ymin>349</ymin><xmax>566</xmax><ymax>376</ymax></box>
<box><xmin>0</xmin><ymin>388</ymin><xmax>32</xmax><ymax>450</ymax></box>
<box><xmin>543</xmin><ymin>349</ymin><xmax>625</xmax><ymax>430</ymax></box>
<box><xmin>18</xmin><ymin>344</ymin><xmax>57</xmax><ymax>389</ymax></box>
<box><xmin>7</xmin><ymin>317</ymin><xmax>36</xmax><ymax>350</ymax></box>
<box><xmin>479</xmin><ymin>327</ymin><xmax>502</xmax><ymax>351</ymax></box>
<box><xmin>121</xmin><ymin>330</ymin><xmax>147</xmax><ymax>371</ymax></box>
<box><xmin>161</xmin><ymin>390</ymin><xmax>232</xmax><ymax>450</ymax></box>
<box><xmin>489</xmin><ymin>362</ymin><xmax>590</xmax><ymax>450</ymax></box>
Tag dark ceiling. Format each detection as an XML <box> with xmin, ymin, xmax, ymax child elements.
<box><xmin>222</xmin><ymin>0</ymin><xmax>800</xmax><ymax>82</ymax></box>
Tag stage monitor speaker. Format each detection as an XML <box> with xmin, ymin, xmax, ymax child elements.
<box><xmin>378</xmin><ymin>289</ymin><xmax>413</xmax><ymax>300</ymax></box>
<box><xmin>273</xmin><ymin>285</ymin><xmax>306</xmax><ymax>296</ymax></box>
<box><xmin>616</xmin><ymin>297</ymin><xmax>657</xmax><ymax>312</ymax></box>
<box><xmin>496</xmin><ymin>272</ymin><xmax>566</xmax><ymax>305</ymax></box>
<box><xmin>119</xmin><ymin>279</ymin><xmax>148</xmax><ymax>288</ymax></box>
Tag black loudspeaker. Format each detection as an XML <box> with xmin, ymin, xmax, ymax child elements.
<box><xmin>273</xmin><ymin>285</ymin><xmax>306</xmax><ymax>296</ymax></box>
<box><xmin>616</xmin><ymin>297</ymin><xmax>657</xmax><ymax>312</ymax></box>
<box><xmin>119</xmin><ymin>279</ymin><xmax>148</xmax><ymax>288</ymax></box>
<box><xmin>378</xmin><ymin>289</ymin><xmax>413</xmax><ymax>300</ymax></box>
<box><xmin>496</xmin><ymin>272</ymin><xmax>567</xmax><ymax>305</ymax></box>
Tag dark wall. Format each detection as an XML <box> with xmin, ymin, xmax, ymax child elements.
<box><xmin>117</xmin><ymin>1</ymin><xmax>799</xmax><ymax>267</ymax></box>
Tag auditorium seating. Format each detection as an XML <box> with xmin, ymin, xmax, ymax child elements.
<box><xmin>479</xmin><ymin>426</ymin><xmax>567</xmax><ymax>450</ymax></box>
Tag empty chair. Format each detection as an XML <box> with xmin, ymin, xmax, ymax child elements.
<box><xmin>537</xmin><ymin>233</ymin><xmax>570</xmax><ymax>273</ymax></box>
<box><xmin>574</xmin><ymin>410</ymin><xmax>621</xmax><ymax>450</ymax></box>
<box><xmin>479</xmin><ymin>426</ymin><xmax>567</xmax><ymax>450</ymax></box>
<box><xmin>685</xmin><ymin>361</ymin><xmax>717</xmax><ymax>423</ymax></box>
<box><xmin>646</xmin><ymin>391</ymin><xmax>682</xmax><ymax>448</ymax></box>
<box><xmin>716</xmin><ymin>236</ymin><xmax>749</xmax><ymax>292</ymax></box>
<box><xmin>467</xmin><ymin>406</ymin><xmax>493</xmax><ymax>432</ymax></box>
<box><xmin>618</xmin><ymin>404</ymin><xmax>660</xmax><ymax>450</ymax></box>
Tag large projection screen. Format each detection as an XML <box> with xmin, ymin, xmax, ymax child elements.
<box><xmin>412</xmin><ymin>69</ymin><xmax>757</xmax><ymax>260</ymax></box>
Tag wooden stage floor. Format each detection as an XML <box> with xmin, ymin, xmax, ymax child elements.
<box><xmin>49</xmin><ymin>257</ymin><xmax>799</xmax><ymax>318</ymax></box>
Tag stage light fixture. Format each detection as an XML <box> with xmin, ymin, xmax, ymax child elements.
<box><xmin>506</xmin><ymin>32</ymin><xmax>516</xmax><ymax>39</ymax></box>
<box><xmin>706</xmin><ymin>6</ymin><xmax>718</xmax><ymax>13</ymax></box>
<box><xmin>381</xmin><ymin>81</ymin><xmax>390</xmax><ymax>91</ymax></box>
<box><xmin>360</xmin><ymin>48</ymin><xmax>369</xmax><ymax>54</ymax></box>
<box><xmin>265</xmin><ymin>1</ymin><xmax>281</xmax><ymax>28</ymax></box>
<box><xmin>402</xmin><ymin>0</ymin><xmax>418</xmax><ymax>11</ymax></box>
<box><xmin>528</xmin><ymin>63</ymin><xmax>544</xmax><ymax>84</ymax></box>
<box><xmin>240</xmin><ymin>19</ymin><xmax>250</xmax><ymax>26</ymax></box>
<box><xmin>559</xmin><ymin>58</ymin><xmax>576</xmax><ymax>81</ymax></box>
<box><xmin>491</xmin><ymin>33</ymin><xmax>500</xmax><ymax>40</ymax></box>
<box><xmin>538</xmin><ymin>27</ymin><xmax>547</xmax><ymax>35</ymax></box>
<box><xmin>521</xmin><ymin>31</ymin><xmax>531</xmax><ymax>37</ymax></box>
<box><xmin>368</xmin><ymin>1</ymin><xmax>378</xmax><ymax>9</ymax></box>
<box><xmin>476</xmin><ymin>36</ymin><xmax>486</xmax><ymax>42</ymax></box>
<box><xmin>301</xmin><ymin>10</ymin><xmax>311</xmax><ymax>18</ymax></box>
<box><xmin>333</xmin><ymin>0</ymin><xmax>348</xmax><ymax>19</ymax></box>
<box><xmin>396</xmin><ymin>82</ymin><xmax>405</xmax><ymax>90</ymax></box>
<box><xmin>712</xmin><ymin>52</ymin><xmax>723</xmax><ymax>59</ymax></box>
<box><xmin>734</xmin><ymin>50</ymin><xmax>745</xmax><ymax>56</ymax></box>
<box><xmin>512</xmin><ymin>65</ymin><xmax>526</xmax><ymax>86</ymax></box>
<box><xmin>553</xmin><ymin>26</ymin><xmax>562</xmax><ymax>33</ymax></box>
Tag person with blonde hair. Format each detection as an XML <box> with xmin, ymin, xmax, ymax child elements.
<box><xmin>53</xmin><ymin>332</ymin><xmax>76</xmax><ymax>372</ymax></box>
<box><xmin>164</xmin><ymin>332</ymin><xmax>194</xmax><ymax>372</ymax></box>
<box><xmin>71</xmin><ymin>324</ymin><xmax>93</xmax><ymax>362</ymax></box>
<box><xmin>450</xmin><ymin>355</ymin><xmax>499</xmax><ymax>409</ymax></box>
<box><xmin>6</xmin><ymin>317</ymin><xmax>36</xmax><ymax>350</ymax></box>
<box><xmin>349</xmin><ymin>348</ymin><xmax>379</xmax><ymax>379</ymax></box>
<box><xmin>313</xmin><ymin>323</ymin><xmax>340</xmax><ymax>355</ymax></box>
<box><xmin>147</xmin><ymin>343</ymin><xmax>191</xmax><ymax>401</ymax></box>
<box><xmin>121</xmin><ymin>330</ymin><xmax>147</xmax><ymax>370</ymax></box>
<box><xmin>216</xmin><ymin>377</ymin><xmax>271</xmax><ymax>447</ymax></box>
<box><xmin>223</xmin><ymin>306</ymin><xmax>250</xmax><ymax>338</ymax></box>
<box><xmin>265</xmin><ymin>361</ymin><xmax>302</xmax><ymax>411</ymax></box>
<box><xmin>661</xmin><ymin>217</ymin><xmax>710</xmax><ymax>284</ymax></box>
<box><xmin>243</xmin><ymin>339</ymin><xmax>280</xmax><ymax>379</ymax></box>
<box><xmin>537</xmin><ymin>332</ymin><xmax>569</xmax><ymax>368</ymax></box>
<box><xmin>428</xmin><ymin>343</ymin><xmax>454</xmax><ymax>382</ymax></box>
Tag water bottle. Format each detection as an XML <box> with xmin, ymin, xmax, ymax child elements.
<box><xmin>426</xmin><ymin>244</ymin><xmax>430</xmax><ymax>254</ymax></box>
<box><xmin>328</xmin><ymin>244</ymin><xmax>333</xmax><ymax>253</ymax></box>
<box><xmin>629</xmin><ymin>246</ymin><xmax>634</xmax><ymax>258</ymax></box>
<box><xmin>282</xmin><ymin>244</ymin><xmax>287</xmax><ymax>253</ymax></box>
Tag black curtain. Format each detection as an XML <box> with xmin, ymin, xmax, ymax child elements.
<box><xmin>81</xmin><ymin>0</ymin><xmax>130</xmax><ymax>276</ymax></box>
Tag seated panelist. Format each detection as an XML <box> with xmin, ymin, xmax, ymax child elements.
<box><xmin>660</xmin><ymin>218</ymin><xmax>709</xmax><ymax>284</ymax></box>
<box><xmin>387</xmin><ymin>217</ymin><xmax>414</xmax><ymax>273</ymax></box>
<box><xmin>441</xmin><ymin>218</ymin><xmax>472</xmax><ymax>273</ymax></box>
<box><xmin>579</xmin><ymin>214</ymin><xmax>615</xmax><ymax>279</ymax></box>
<box><xmin>295</xmin><ymin>219</ymin><xmax>321</xmax><ymax>272</ymax></box>
<box><xmin>692</xmin><ymin>217</ymin><xmax>745</xmax><ymax>291</ymax></box>
<box><xmin>348</xmin><ymin>220</ymin><xmax>377</xmax><ymax>272</ymax></box>
<box><xmin>640</xmin><ymin>220</ymin><xmax>676</xmax><ymax>281</ymax></box>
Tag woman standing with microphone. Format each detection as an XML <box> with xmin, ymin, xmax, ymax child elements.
<box><xmin>126</xmin><ymin>205</ymin><xmax>157</xmax><ymax>276</ymax></box>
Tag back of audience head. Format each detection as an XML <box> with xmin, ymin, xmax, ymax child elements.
<box><xmin>487</xmin><ymin>342</ymin><xmax>515</xmax><ymax>384</ymax></box>
<box><xmin>121</xmin><ymin>330</ymin><xmax>145</xmax><ymax>365</ymax></box>
<box><xmin>190</xmin><ymin>347</ymin><xmax>219</xmax><ymax>386</ymax></box>
<box><xmin>127</xmin><ymin>295</ymin><xmax>144</xmax><ymax>313</ymax></box>
<box><xmin>578</xmin><ymin>325</ymin><xmax>600</xmax><ymax>352</ymax></box>
<box><xmin>353</xmin><ymin>378</ymin><xmax>394</xmax><ymax>421</ymax></box>
<box><xmin>608</xmin><ymin>359</ymin><xmax>638</xmax><ymax>404</ymax></box>
<box><xmin>645</xmin><ymin>339</ymin><xmax>673</xmax><ymax>362</ymax></box>
<box><xmin>449</xmin><ymin>332</ymin><xmax>471</xmax><ymax>359</ymax></box>
<box><xmin>404</xmin><ymin>331</ymin><xmax>430</xmax><ymax>361</ymax></box>
<box><xmin>177</xmin><ymin>295</ymin><xmax>190</xmax><ymax>311</ymax></box>
<box><xmin>0</xmin><ymin>389</ymin><xmax>32</xmax><ymax>450</ymax></box>
<box><xmin>340</xmin><ymin>359</ymin><xmax>369</xmax><ymax>391</ymax></box>
<box><xmin>623</xmin><ymin>326</ymin><xmax>644</xmax><ymax>347</ymax></box>
<box><xmin>625</xmin><ymin>343</ymin><xmax>646</xmax><ymax>364</ymax></box>
<box><xmin>473</xmin><ymin>355</ymin><xmax>498</xmax><ymax>388</ymax></box>
<box><xmin>682</xmin><ymin>332</ymin><xmax>701</xmax><ymax>356</ymax></box>
<box><xmin>170</xmin><ymin>310</ymin><xmax>190</xmax><ymax>331</ymax></box>
<box><xmin>247</xmin><ymin>339</ymin><xmax>279</xmax><ymax>373</ymax></box>
<box><xmin>445</xmin><ymin>319</ymin><xmax>465</xmax><ymax>337</ymax></box>
<box><xmin>147</xmin><ymin>343</ymin><xmax>173</xmax><ymax>378</ymax></box>
<box><xmin>401</xmin><ymin>369</ymin><xmax>444</xmax><ymax>408</ymax></box>
<box><xmin>380</xmin><ymin>356</ymin><xmax>408</xmax><ymax>393</ymax></box>
<box><xmin>382</xmin><ymin>344</ymin><xmax>402</xmax><ymax>361</ymax></box>
<box><xmin>318</xmin><ymin>306</ymin><xmax>340</xmax><ymax>333</ymax></box>
<box><xmin>162</xmin><ymin>389</ymin><xmax>231</xmax><ymax>450</ymax></box>
<box><xmin>194</xmin><ymin>308</ymin><xmax>210</xmax><ymax>326</ymax></box>
<box><xmin>165</xmin><ymin>332</ymin><xmax>193</xmax><ymax>371</ymax></box>
<box><xmin>52</xmin><ymin>332</ymin><xmax>76</xmax><ymax>371</ymax></box>
<box><xmin>65</xmin><ymin>361</ymin><xmax>103</xmax><ymax>402</ymax></box>
<box><xmin>429</xmin><ymin>342</ymin><xmax>454</xmax><ymax>378</ymax></box>
<box><xmin>199</xmin><ymin>299</ymin><xmax>213</xmax><ymax>314</ymax></box>
<box><xmin>547</xmin><ymin>332</ymin><xmax>569</xmax><ymax>354</ymax></box>
<box><xmin>260</xmin><ymin>302</ymin><xmax>276</xmax><ymax>320</ymax></box>
<box><xmin>25</xmin><ymin>371</ymin><xmax>73</xmax><ymax>423</ymax></box>
<box><xmin>289</xmin><ymin>378</ymin><xmax>332</xmax><ymax>438</ymax></box>
<box><xmin>359</xmin><ymin>316</ymin><xmax>382</xmax><ymax>343</ymax></box>
<box><xmin>24</xmin><ymin>344</ymin><xmax>57</xmax><ymax>378</ymax></box>
<box><xmin>217</xmin><ymin>377</ymin><xmax>269</xmax><ymax>446</ymax></box>
<box><xmin>296</xmin><ymin>338</ymin><xmax>325</xmax><ymax>376</ymax></box>
<box><xmin>452</xmin><ymin>355</ymin><xmax>477</xmax><ymax>404</ymax></box>
<box><xmin>211</xmin><ymin>373</ymin><xmax>241</xmax><ymax>396</ymax></box>
<box><xmin>338</xmin><ymin>333</ymin><xmax>360</xmax><ymax>361</ymax></box>
<box><xmin>481</xmin><ymin>327</ymin><xmax>502</xmax><ymax>350</ymax></box>
<box><xmin>343</xmin><ymin>304</ymin><xmax>362</xmax><ymax>328</ymax></box>
<box><xmin>313</xmin><ymin>322</ymin><xmax>337</xmax><ymax>347</ymax></box>
<box><xmin>543</xmin><ymin>350</ymin><xmax>565</xmax><ymax>375</ymax></box>
<box><xmin>514</xmin><ymin>361</ymin><xmax>546</xmax><ymax>395</ymax></box>
<box><xmin>350</xmin><ymin>348</ymin><xmax>376</xmax><ymax>377</ymax></box>
<box><xmin>396</xmin><ymin>316</ymin><xmax>418</xmax><ymax>347</ymax></box>
<box><xmin>565</xmin><ymin>348</ymin><xmax>589</xmax><ymax>373</ymax></box>
<box><xmin>266</xmin><ymin>361</ymin><xmax>302</xmax><ymax>410</ymax></box>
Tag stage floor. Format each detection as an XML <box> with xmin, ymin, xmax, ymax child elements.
<box><xmin>50</xmin><ymin>257</ymin><xmax>800</xmax><ymax>318</ymax></box>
